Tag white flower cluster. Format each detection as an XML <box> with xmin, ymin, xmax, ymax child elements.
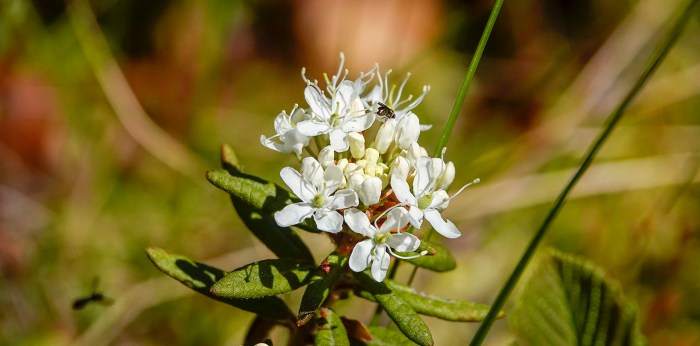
<box><xmin>261</xmin><ymin>54</ymin><xmax>477</xmax><ymax>282</ymax></box>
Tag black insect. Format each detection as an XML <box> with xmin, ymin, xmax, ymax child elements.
<box><xmin>72</xmin><ymin>279</ymin><xmax>114</xmax><ymax>310</ymax></box>
<box><xmin>376</xmin><ymin>102</ymin><xmax>396</xmax><ymax>120</ymax></box>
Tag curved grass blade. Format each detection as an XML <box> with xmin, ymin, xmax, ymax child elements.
<box><xmin>146</xmin><ymin>247</ymin><xmax>293</xmax><ymax>321</ymax></box>
<box><xmin>509</xmin><ymin>249</ymin><xmax>645</xmax><ymax>346</ymax></box>
<box><xmin>354</xmin><ymin>272</ymin><xmax>433</xmax><ymax>346</ymax></box>
<box><xmin>210</xmin><ymin>258</ymin><xmax>315</xmax><ymax>299</ymax></box>
<box><xmin>314</xmin><ymin>307</ymin><xmax>350</xmax><ymax>346</ymax></box>
<box><xmin>471</xmin><ymin>1</ymin><xmax>699</xmax><ymax>344</ymax></box>
<box><xmin>298</xmin><ymin>252</ymin><xmax>348</xmax><ymax>326</ymax></box>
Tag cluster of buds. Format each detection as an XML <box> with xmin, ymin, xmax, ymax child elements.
<box><xmin>261</xmin><ymin>54</ymin><xmax>478</xmax><ymax>282</ymax></box>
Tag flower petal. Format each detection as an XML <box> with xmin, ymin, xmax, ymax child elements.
<box><xmin>329</xmin><ymin>129</ymin><xmax>349</xmax><ymax>152</ymax></box>
<box><xmin>413</xmin><ymin>156</ymin><xmax>434</xmax><ymax>197</ymax></box>
<box><xmin>329</xmin><ymin>189</ymin><xmax>359</xmax><ymax>210</ymax></box>
<box><xmin>387</xmin><ymin>233</ymin><xmax>421</xmax><ymax>252</ymax></box>
<box><xmin>391</xmin><ymin>175</ymin><xmax>416</xmax><ymax>205</ymax></box>
<box><xmin>406</xmin><ymin>206</ymin><xmax>424</xmax><ymax>229</ymax></box>
<box><xmin>323</xmin><ymin>164</ymin><xmax>343</xmax><ymax>193</ymax></box>
<box><xmin>280</xmin><ymin>167</ymin><xmax>316</xmax><ymax>202</ymax></box>
<box><xmin>349</xmin><ymin>239</ymin><xmax>374</xmax><ymax>272</ymax></box>
<box><xmin>379</xmin><ymin>207</ymin><xmax>410</xmax><ymax>233</ymax></box>
<box><xmin>424</xmin><ymin>209</ymin><xmax>461</xmax><ymax>239</ymax></box>
<box><xmin>371</xmin><ymin>245</ymin><xmax>390</xmax><ymax>282</ymax></box>
<box><xmin>305</xmin><ymin>85</ymin><xmax>330</xmax><ymax>119</ymax></box>
<box><xmin>274</xmin><ymin>203</ymin><xmax>314</xmax><ymax>227</ymax></box>
<box><xmin>297</xmin><ymin>120</ymin><xmax>331</xmax><ymax>137</ymax></box>
<box><xmin>313</xmin><ymin>209</ymin><xmax>344</xmax><ymax>233</ymax></box>
<box><xmin>342</xmin><ymin>113</ymin><xmax>375</xmax><ymax>133</ymax></box>
<box><xmin>344</xmin><ymin>208</ymin><xmax>375</xmax><ymax>237</ymax></box>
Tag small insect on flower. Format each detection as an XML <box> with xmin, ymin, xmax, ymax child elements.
<box><xmin>376</xmin><ymin>102</ymin><xmax>396</xmax><ymax>121</ymax></box>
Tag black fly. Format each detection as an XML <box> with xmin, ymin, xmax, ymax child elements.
<box><xmin>376</xmin><ymin>102</ymin><xmax>396</xmax><ymax>121</ymax></box>
<box><xmin>72</xmin><ymin>278</ymin><xmax>114</xmax><ymax>310</ymax></box>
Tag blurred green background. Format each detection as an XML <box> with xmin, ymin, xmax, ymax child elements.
<box><xmin>1</xmin><ymin>0</ymin><xmax>699</xmax><ymax>344</ymax></box>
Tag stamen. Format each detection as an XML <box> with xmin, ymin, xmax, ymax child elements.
<box><xmin>387</xmin><ymin>246</ymin><xmax>428</xmax><ymax>260</ymax></box>
<box><xmin>448</xmin><ymin>178</ymin><xmax>480</xmax><ymax>201</ymax></box>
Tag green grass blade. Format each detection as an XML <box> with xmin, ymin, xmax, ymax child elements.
<box><xmin>470</xmin><ymin>1</ymin><xmax>699</xmax><ymax>344</ymax></box>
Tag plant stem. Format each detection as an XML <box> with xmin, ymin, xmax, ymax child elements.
<box><xmin>469</xmin><ymin>1</ymin><xmax>698</xmax><ymax>344</ymax></box>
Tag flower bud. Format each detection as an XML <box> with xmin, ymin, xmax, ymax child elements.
<box><xmin>437</xmin><ymin>161</ymin><xmax>455</xmax><ymax>190</ymax></box>
<box><xmin>317</xmin><ymin>146</ymin><xmax>335</xmax><ymax>168</ymax></box>
<box><xmin>396</xmin><ymin>112</ymin><xmax>420</xmax><ymax>149</ymax></box>
<box><xmin>364</xmin><ymin>148</ymin><xmax>380</xmax><ymax>164</ymax></box>
<box><xmin>344</xmin><ymin>163</ymin><xmax>361</xmax><ymax>175</ymax></box>
<box><xmin>359</xmin><ymin>177</ymin><xmax>382</xmax><ymax>205</ymax></box>
<box><xmin>348</xmin><ymin>132</ymin><xmax>365</xmax><ymax>159</ymax></box>
<box><xmin>406</xmin><ymin>142</ymin><xmax>428</xmax><ymax>166</ymax></box>
<box><xmin>390</xmin><ymin>156</ymin><xmax>410</xmax><ymax>180</ymax></box>
<box><xmin>374</xmin><ymin>119</ymin><xmax>396</xmax><ymax>154</ymax></box>
<box><xmin>347</xmin><ymin>172</ymin><xmax>365</xmax><ymax>192</ymax></box>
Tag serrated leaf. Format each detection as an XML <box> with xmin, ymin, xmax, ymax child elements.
<box><xmin>315</xmin><ymin>307</ymin><xmax>350</xmax><ymax>346</ymax></box>
<box><xmin>509</xmin><ymin>249</ymin><xmax>646</xmax><ymax>346</ymax></box>
<box><xmin>355</xmin><ymin>279</ymin><xmax>500</xmax><ymax>322</ymax></box>
<box><xmin>211</xmin><ymin>258</ymin><xmax>315</xmax><ymax>299</ymax></box>
<box><xmin>354</xmin><ymin>272</ymin><xmax>433</xmax><ymax>346</ymax></box>
<box><xmin>361</xmin><ymin>326</ymin><xmax>417</xmax><ymax>346</ymax></box>
<box><xmin>298</xmin><ymin>252</ymin><xmax>348</xmax><ymax>325</ymax></box>
<box><xmin>397</xmin><ymin>240</ymin><xmax>456</xmax><ymax>272</ymax></box>
<box><xmin>145</xmin><ymin>247</ymin><xmax>292</xmax><ymax>321</ymax></box>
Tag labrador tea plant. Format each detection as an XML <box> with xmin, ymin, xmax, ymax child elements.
<box><xmin>147</xmin><ymin>55</ymin><xmax>496</xmax><ymax>346</ymax></box>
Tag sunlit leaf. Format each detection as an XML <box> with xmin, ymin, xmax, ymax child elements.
<box><xmin>219</xmin><ymin>144</ymin><xmax>315</xmax><ymax>261</ymax></box>
<box><xmin>509</xmin><ymin>249</ymin><xmax>646</xmax><ymax>346</ymax></box>
<box><xmin>315</xmin><ymin>307</ymin><xmax>350</xmax><ymax>346</ymax></box>
<box><xmin>210</xmin><ymin>258</ymin><xmax>315</xmax><ymax>299</ymax></box>
<box><xmin>396</xmin><ymin>240</ymin><xmax>456</xmax><ymax>272</ymax></box>
<box><xmin>298</xmin><ymin>252</ymin><xmax>348</xmax><ymax>325</ymax></box>
<box><xmin>361</xmin><ymin>326</ymin><xmax>417</xmax><ymax>346</ymax></box>
<box><xmin>145</xmin><ymin>247</ymin><xmax>293</xmax><ymax>322</ymax></box>
<box><xmin>355</xmin><ymin>279</ymin><xmax>500</xmax><ymax>322</ymax></box>
<box><xmin>354</xmin><ymin>272</ymin><xmax>433</xmax><ymax>346</ymax></box>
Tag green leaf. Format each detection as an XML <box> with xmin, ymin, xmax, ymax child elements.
<box><xmin>361</xmin><ymin>326</ymin><xmax>417</xmax><ymax>346</ymax></box>
<box><xmin>219</xmin><ymin>144</ymin><xmax>315</xmax><ymax>262</ymax></box>
<box><xmin>397</xmin><ymin>240</ymin><xmax>456</xmax><ymax>272</ymax></box>
<box><xmin>145</xmin><ymin>247</ymin><xmax>293</xmax><ymax>321</ymax></box>
<box><xmin>298</xmin><ymin>252</ymin><xmax>348</xmax><ymax>325</ymax></box>
<box><xmin>211</xmin><ymin>258</ymin><xmax>315</xmax><ymax>299</ymax></box>
<box><xmin>509</xmin><ymin>249</ymin><xmax>646</xmax><ymax>346</ymax></box>
<box><xmin>315</xmin><ymin>307</ymin><xmax>350</xmax><ymax>346</ymax></box>
<box><xmin>355</xmin><ymin>279</ymin><xmax>500</xmax><ymax>322</ymax></box>
<box><xmin>354</xmin><ymin>272</ymin><xmax>433</xmax><ymax>346</ymax></box>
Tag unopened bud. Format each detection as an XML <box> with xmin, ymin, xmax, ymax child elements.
<box><xmin>364</xmin><ymin>148</ymin><xmax>380</xmax><ymax>164</ymax></box>
<box><xmin>359</xmin><ymin>177</ymin><xmax>382</xmax><ymax>206</ymax></box>
<box><xmin>407</xmin><ymin>142</ymin><xmax>428</xmax><ymax>165</ymax></box>
<box><xmin>396</xmin><ymin>112</ymin><xmax>420</xmax><ymax>149</ymax></box>
<box><xmin>391</xmin><ymin>156</ymin><xmax>410</xmax><ymax>180</ymax></box>
<box><xmin>347</xmin><ymin>173</ymin><xmax>364</xmax><ymax>192</ymax></box>
<box><xmin>374</xmin><ymin>119</ymin><xmax>397</xmax><ymax>154</ymax></box>
<box><xmin>437</xmin><ymin>161</ymin><xmax>455</xmax><ymax>190</ymax></box>
<box><xmin>348</xmin><ymin>132</ymin><xmax>365</xmax><ymax>159</ymax></box>
<box><xmin>336</xmin><ymin>158</ymin><xmax>349</xmax><ymax>171</ymax></box>
<box><xmin>317</xmin><ymin>146</ymin><xmax>334</xmax><ymax>168</ymax></box>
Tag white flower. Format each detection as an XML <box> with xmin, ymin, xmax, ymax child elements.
<box><xmin>260</xmin><ymin>105</ymin><xmax>309</xmax><ymax>155</ymax></box>
<box><xmin>390</xmin><ymin>156</ymin><xmax>465</xmax><ymax>238</ymax></box>
<box><xmin>297</xmin><ymin>81</ymin><xmax>375</xmax><ymax>152</ymax></box>
<box><xmin>363</xmin><ymin>69</ymin><xmax>430</xmax><ymax>122</ymax></box>
<box><xmin>345</xmin><ymin>208</ymin><xmax>423</xmax><ymax>282</ymax></box>
<box><xmin>358</xmin><ymin>177</ymin><xmax>382</xmax><ymax>206</ymax></box>
<box><xmin>275</xmin><ymin>157</ymin><xmax>358</xmax><ymax>232</ymax></box>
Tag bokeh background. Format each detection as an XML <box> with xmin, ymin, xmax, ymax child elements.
<box><xmin>1</xmin><ymin>0</ymin><xmax>699</xmax><ymax>344</ymax></box>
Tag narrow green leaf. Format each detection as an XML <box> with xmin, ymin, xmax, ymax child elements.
<box><xmin>145</xmin><ymin>247</ymin><xmax>293</xmax><ymax>321</ymax></box>
<box><xmin>398</xmin><ymin>241</ymin><xmax>456</xmax><ymax>272</ymax></box>
<box><xmin>355</xmin><ymin>279</ymin><xmax>500</xmax><ymax>322</ymax></box>
<box><xmin>211</xmin><ymin>258</ymin><xmax>315</xmax><ymax>299</ymax></box>
<box><xmin>509</xmin><ymin>249</ymin><xmax>646</xmax><ymax>346</ymax></box>
<box><xmin>315</xmin><ymin>307</ymin><xmax>350</xmax><ymax>346</ymax></box>
<box><xmin>354</xmin><ymin>272</ymin><xmax>433</xmax><ymax>346</ymax></box>
<box><xmin>362</xmin><ymin>326</ymin><xmax>417</xmax><ymax>346</ymax></box>
<box><xmin>207</xmin><ymin>168</ymin><xmax>321</xmax><ymax>233</ymax></box>
<box><xmin>298</xmin><ymin>252</ymin><xmax>348</xmax><ymax>325</ymax></box>
<box><xmin>218</xmin><ymin>144</ymin><xmax>315</xmax><ymax>261</ymax></box>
